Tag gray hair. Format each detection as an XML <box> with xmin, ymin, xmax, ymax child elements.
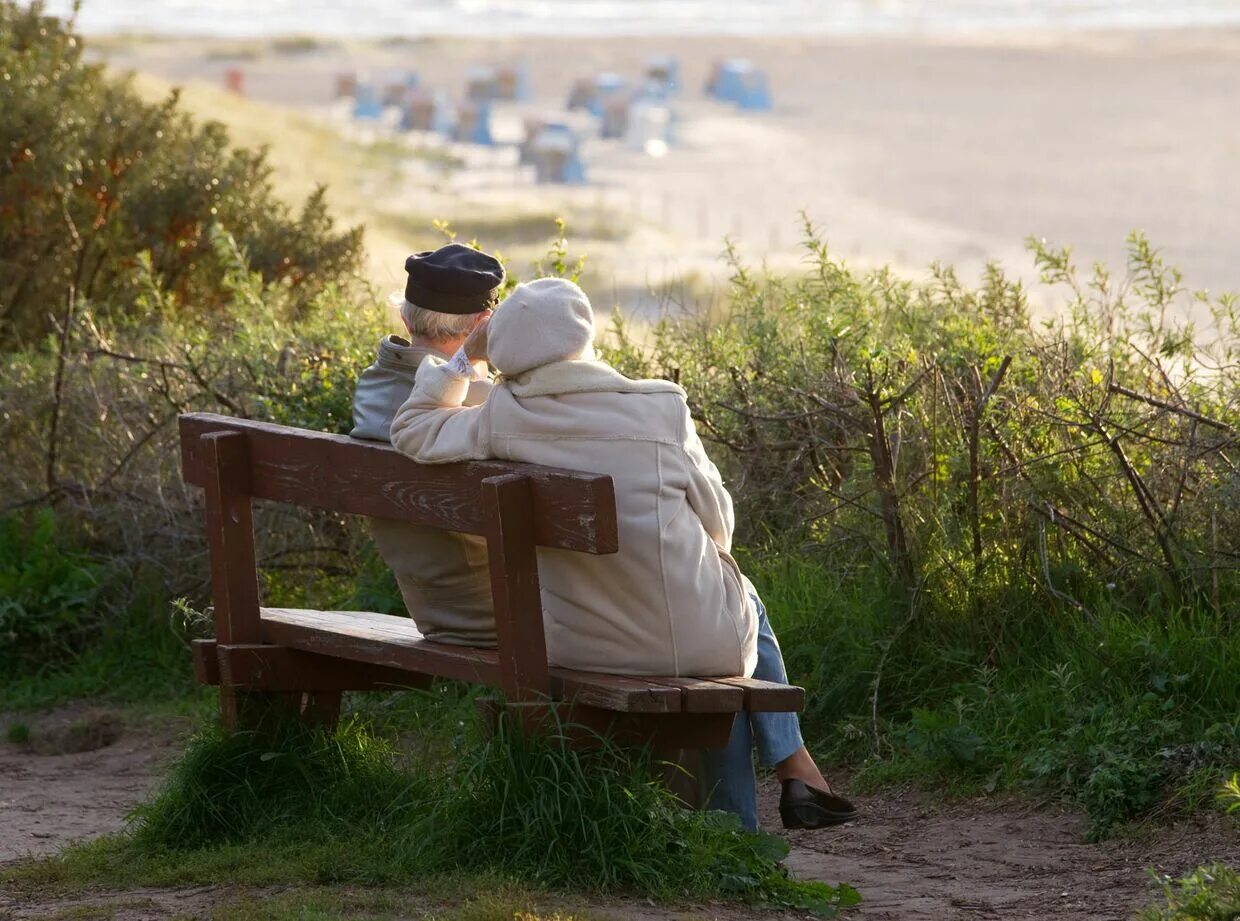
<box><xmin>390</xmin><ymin>293</ymin><xmax>478</xmax><ymax>342</ymax></box>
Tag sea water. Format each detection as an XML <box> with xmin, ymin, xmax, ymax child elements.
<box><xmin>28</xmin><ymin>0</ymin><xmax>1240</xmax><ymax>38</ymax></box>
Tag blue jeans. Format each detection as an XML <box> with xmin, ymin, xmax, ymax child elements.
<box><xmin>700</xmin><ymin>579</ymin><xmax>804</xmax><ymax>831</ymax></box>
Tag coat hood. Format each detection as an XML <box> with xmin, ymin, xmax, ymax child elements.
<box><xmin>487</xmin><ymin>278</ymin><xmax>596</xmax><ymax>377</ymax></box>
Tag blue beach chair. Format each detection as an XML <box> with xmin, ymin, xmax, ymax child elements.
<box><xmin>352</xmin><ymin>83</ymin><xmax>383</xmax><ymax>120</ymax></box>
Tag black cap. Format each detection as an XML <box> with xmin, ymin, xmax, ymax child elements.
<box><xmin>403</xmin><ymin>243</ymin><xmax>504</xmax><ymax>315</ymax></box>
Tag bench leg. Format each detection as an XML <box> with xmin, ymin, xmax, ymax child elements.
<box><xmin>659</xmin><ymin>747</ymin><xmax>706</xmax><ymax>810</ymax></box>
<box><xmin>300</xmin><ymin>690</ymin><xmax>343</xmax><ymax>728</ymax></box>
<box><xmin>220</xmin><ymin>689</ymin><xmax>303</xmax><ymax>731</ymax></box>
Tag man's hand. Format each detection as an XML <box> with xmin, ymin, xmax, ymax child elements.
<box><xmin>463</xmin><ymin>312</ymin><xmax>491</xmax><ymax>362</ymax></box>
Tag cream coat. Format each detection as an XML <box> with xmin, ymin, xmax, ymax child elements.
<box><xmin>390</xmin><ymin>358</ymin><xmax>759</xmax><ymax>678</ymax></box>
<box><xmin>350</xmin><ymin>336</ymin><xmax>496</xmax><ymax>647</ymax></box>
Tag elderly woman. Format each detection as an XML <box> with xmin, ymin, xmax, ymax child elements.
<box><xmin>390</xmin><ymin>276</ymin><xmax>855</xmax><ymax>831</ymax></box>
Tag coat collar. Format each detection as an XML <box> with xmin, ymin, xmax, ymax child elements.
<box><xmin>503</xmin><ymin>360</ymin><xmax>685</xmax><ymax>399</ymax></box>
<box><xmin>375</xmin><ymin>335</ymin><xmax>444</xmax><ymax>370</ymax></box>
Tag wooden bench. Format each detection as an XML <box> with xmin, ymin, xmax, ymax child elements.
<box><xmin>180</xmin><ymin>412</ymin><xmax>803</xmax><ymax>749</ymax></box>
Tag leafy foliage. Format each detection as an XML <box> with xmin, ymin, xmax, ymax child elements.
<box><xmin>0</xmin><ymin>1</ymin><xmax>362</xmax><ymax>348</ymax></box>
<box><xmin>1138</xmin><ymin>864</ymin><xmax>1240</xmax><ymax>921</ymax></box>
<box><xmin>604</xmin><ymin>226</ymin><xmax>1240</xmax><ymax>620</ymax></box>
<box><xmin>0</xmin><ymin>507</ymin><xmax>109</xmax><ymax>671</ymax></box>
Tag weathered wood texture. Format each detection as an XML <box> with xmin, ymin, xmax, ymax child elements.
<box><xmin>201</xmin><ymin>431</ymin><xmax>266</xmax><ymax>728</ymax></box>
<box><xmin>257</xmin><ymin>608</ymin><xmax>749</xmax><ymax>715</ymax></box>
<box><xmin>482</xmin><ymin>475</ymin><xmax>550</xmax><ymax>700</ymax></box>
<box><xmin>710</xmin><ymin>676</ymin><xmax>805</xmax><ymax>712</ymax></box>
<box><xmin>475</xmin><ymin>699</ymin><xmax>736</xmax><ymax>750</ymax></box>
<box><xmin>195</xmin><ymin>639</ymin><xmax>433</xmax><ymax>692</ymax></box>
<box><xmin>201</xmin><ymin>432</ymin><xmax>260</xmax><ymax>645</ymax></box>
<box><xmin>180</xmin><ymin>413</ymin><xmax>618</xmax><ymax>554</ymax></box>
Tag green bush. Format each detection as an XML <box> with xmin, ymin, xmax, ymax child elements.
<box><xmin>0</xmin><ymin>226</ymin><xmax>383</xmax><ymax>688</ymax></box>
<box><xmin>604</xmin><ymin>229</ymin><xmax>1240</xmax><ymax>620</ymax></box>
<box><xmin>0</xmin><ymin>507</ymin><xmax>110</xmax><ymax>671</ymax></box>
<box><xmin>602</xmin><ymin>231</ymin><xmax>1240</xmax><ymax>833</ymax></box>
<box><xmin>0</xmin><ymin>1</ymin><xmax>362</xmax><ymax>349</ymax></box>
<box><xmin>1138</xmin><ymin>864</ymin><xmax>1240</xmax><ymax>921</ymax></box>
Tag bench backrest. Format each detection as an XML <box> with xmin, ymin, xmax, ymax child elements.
<box><xmin>180</xmin><ymin>413</ymin><xmax>618</xmax><ymax>553</ymax></box>
<box><xmin>178</xmin><ymin>412</ymin><xmax>620</xmax><ymax>702</ymax></box>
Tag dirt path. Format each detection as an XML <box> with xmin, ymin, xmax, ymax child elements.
<box><xmin>768</xmin><ymin>784</ymin><xmax>1238</xmax><ymax>920</ymax></box>
<box><xmin>1</xmin><ymin>708</ymin><xmax>1236</xmax><ymax>919</ymax></box>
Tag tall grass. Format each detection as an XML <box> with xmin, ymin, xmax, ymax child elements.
<box><xmin>745</xmin><ymin>551</ymin><xmax>1240</xmax><ymax>839</ymax></box>
<box><xmin>17</xmin><ymin>715</ymin><xmax>857</xmax><ymax>915</ymax></box>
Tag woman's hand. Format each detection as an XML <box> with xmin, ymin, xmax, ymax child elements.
<box><xmin>463</xmin><ymin>312</ymin><xmax>491</xmax><ymax>362</ymax></box>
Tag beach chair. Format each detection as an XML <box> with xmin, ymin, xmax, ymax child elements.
<box><xmin>626</xmin><ymin>100</ymin><xmax>673</xmax><ymax>154</ymax></box>
<box><xmin>707</xmin><ymin>58</ymin><xmax>753</xmax><ymax>104</ymax></box>
<box><xmin>455</xmin><ymin>99</ymin><xmax>495</xmax><ymax>146</ymax></box>
<box><xmin>644</xmin><ymin>55</ymin><xmax>680</xmax><ymax>96</ymax></box>
<box><xmin>495</xmin><ymin>63</ymin><xmax>531</xmax><ymax>101</ymax></box>
<box><xmin>334</xmin><ymin>72</ymin><xmax>358</xmax><ymax>100</ymax></box>
<box><xmin>567</xmin><ymin>76</ymin><xmax>597</xmax><ymax>112</ymax></box>
<box><xmin>532</xmin><ymin>123</ymin><xmax>586</xmax><ymax>184</ymax></box>
<box><xmin>400</xmin><ymin>89</ymin><xmax>446</xmax><ymax>133</ymax></box>
<box><xmin>466</xmin><ymin>66</ymin><xmax>500</xmax><ymax>103</ymax></box>
<box><xmin>735</xmin><ymin>71</ymin><xmax>773</xmax><ymax>111</ymax></box>
<box><xmin>352</xmin><ymin>83</ymin><xmax>383</xmax><ymax>121</ymax></box>
<box><xmin>520</xmin><ymin>116</ymin><xmax>546</xmax><ymax>165</ymax></box>
<box><xmin>383</xmin><ymin>72</ymin><xmax>419</xmax><ymax>108</ymax></box>
<box><xmin>590</xmin><ymin>73</ymin><xmax>628</xmax><ymax>118</ymax></box>
<box><xmin>600</xmin><ymin>95</ymin><xmax>631</xmax><ymax>140</ymax></box>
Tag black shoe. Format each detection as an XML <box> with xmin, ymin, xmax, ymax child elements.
<box><xmin>779</xmin><ymin>779</ymin><xmax>858</xmax><ymax>829</ymax></box>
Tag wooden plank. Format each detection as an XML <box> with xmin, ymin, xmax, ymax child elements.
<box><xmin>202</xmin><ymin>432</ymin><xmax>261</xmax><ymax>645</ymax></box>
<box><xmin>642</xmin><ymin>677</ymin><xmax>744</xmax><ymax>713</ymax></box>
<box><xmin>708</xmin><ymin>676</ymin><xmax>805</xmax><ymax>712</ymax></box>
<box><xmin>200</xmin><ymin>431</ymin><xmax>269</xmax><ymax>729</ymax></box>
<box><xmin>216</xmin><ymin>643</ymin><xmax>433</xmax><ymax>692</ymax></box>
<box><xmin>192</xmin><ymin>638</ymin><xmax>221</xmax><ymax>685</ymax></box>
<box><xmin>256</xmin><ymin>608</ymin><xmax>681</xmax><ymax>713</ymax></box>
<box><xmin>179</xmin><ymin>413</ymin><xmax>618</xmax><ymax>555</ymax></box>
<box><xmin>477</xmin><ymin>699</ymin><xmax>733</xmax><ymax>749</ymax></box>
<box><xmin>260</xmin><ymin>607</ymin><xmax>501</xmax><ymax>686</ymax></box>
<box><xmin>482</xmin><ymin>475</ymin><xmax>550</xmax><ymax>700</ymax></box>
<box><xmin>548</xmin><ymin>669</ymin><xmax>682</xmax><ymax>714</ymax></box>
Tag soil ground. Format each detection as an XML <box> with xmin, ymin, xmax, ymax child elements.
<box><xmin>1</xmin><ymin>706</ymin><xmax>1236</xmax><ymax>920</ymax></box>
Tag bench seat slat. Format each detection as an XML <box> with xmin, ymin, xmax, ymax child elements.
<box><xmin>641</xmin><ymin>677</ymin><xmax>745</xmax><ymax>713</ymax></box>
<box><xmin>261</xmin><ymin>607</ymin><xmax>499</xmax><ymax>685</ymax></box>
<box><xmin>707</xmin><ymin>676</ymin><xmax>805</xmax><ymax>712</ymax></box>
<box><xmin>259</xmin><ymin>608</ymin><xmax>681</xmax><ymax>713</ymax></box>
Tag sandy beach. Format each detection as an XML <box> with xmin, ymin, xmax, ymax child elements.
<box><xmin>93</xmin><ymin>28</ymin><xmax>1240</xmax><ymax>318</ymax></box>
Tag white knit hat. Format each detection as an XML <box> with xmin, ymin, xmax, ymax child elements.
<box><xmin>487</xmin><ymin>277</ymin><xmax>596</xmax><ymax>377</ymax></box>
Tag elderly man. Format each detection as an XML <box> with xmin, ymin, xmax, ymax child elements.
<box><xmin>379</xmin><ymin>271</ymin><xmax>857</xmax><ymax>832</ymax></box>
<box><xmin>350</xmin><ymin>243</ymin><xmax>502</xmax><ymax>646</ymax></box>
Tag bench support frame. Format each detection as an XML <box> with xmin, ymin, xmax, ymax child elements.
<box><xmin>183</xmin><ymin>414</ymin><xmax>802</xmax><ymax>748</ymax></box>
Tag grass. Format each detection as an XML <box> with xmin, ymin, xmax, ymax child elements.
<box><xmin>32</xmin><ymin>888</ymin><xmax>608</xmax><ymax>921</ymax></box>
<box><xmin>3</xmin><ymin>712</ymin><xmax>858</xmax><ymax>916</ymax></box>
<box><xmin>0</xmin><ymin>604</ymin><xmax>207</xmax><ymax>712</ymax></box>
<box><xmin>1136</xmin><ymin>864</ymin><xmax>1240</xmax><ymax>921</ymax></box>
<box><xmin>744</xmin><ymin>552</ymin><xmax>1240</xmax><ymax>840</ymax></box>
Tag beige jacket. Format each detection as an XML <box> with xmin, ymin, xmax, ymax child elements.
<box><xmin>350</xmin><ymin>336</ymin><xmax>496</xmax><ymax>646</ymax></box>
<box><xmin>390</xmin><ymin>358</ymin><xmax>758</xmax><ymax>678</ymax></box>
